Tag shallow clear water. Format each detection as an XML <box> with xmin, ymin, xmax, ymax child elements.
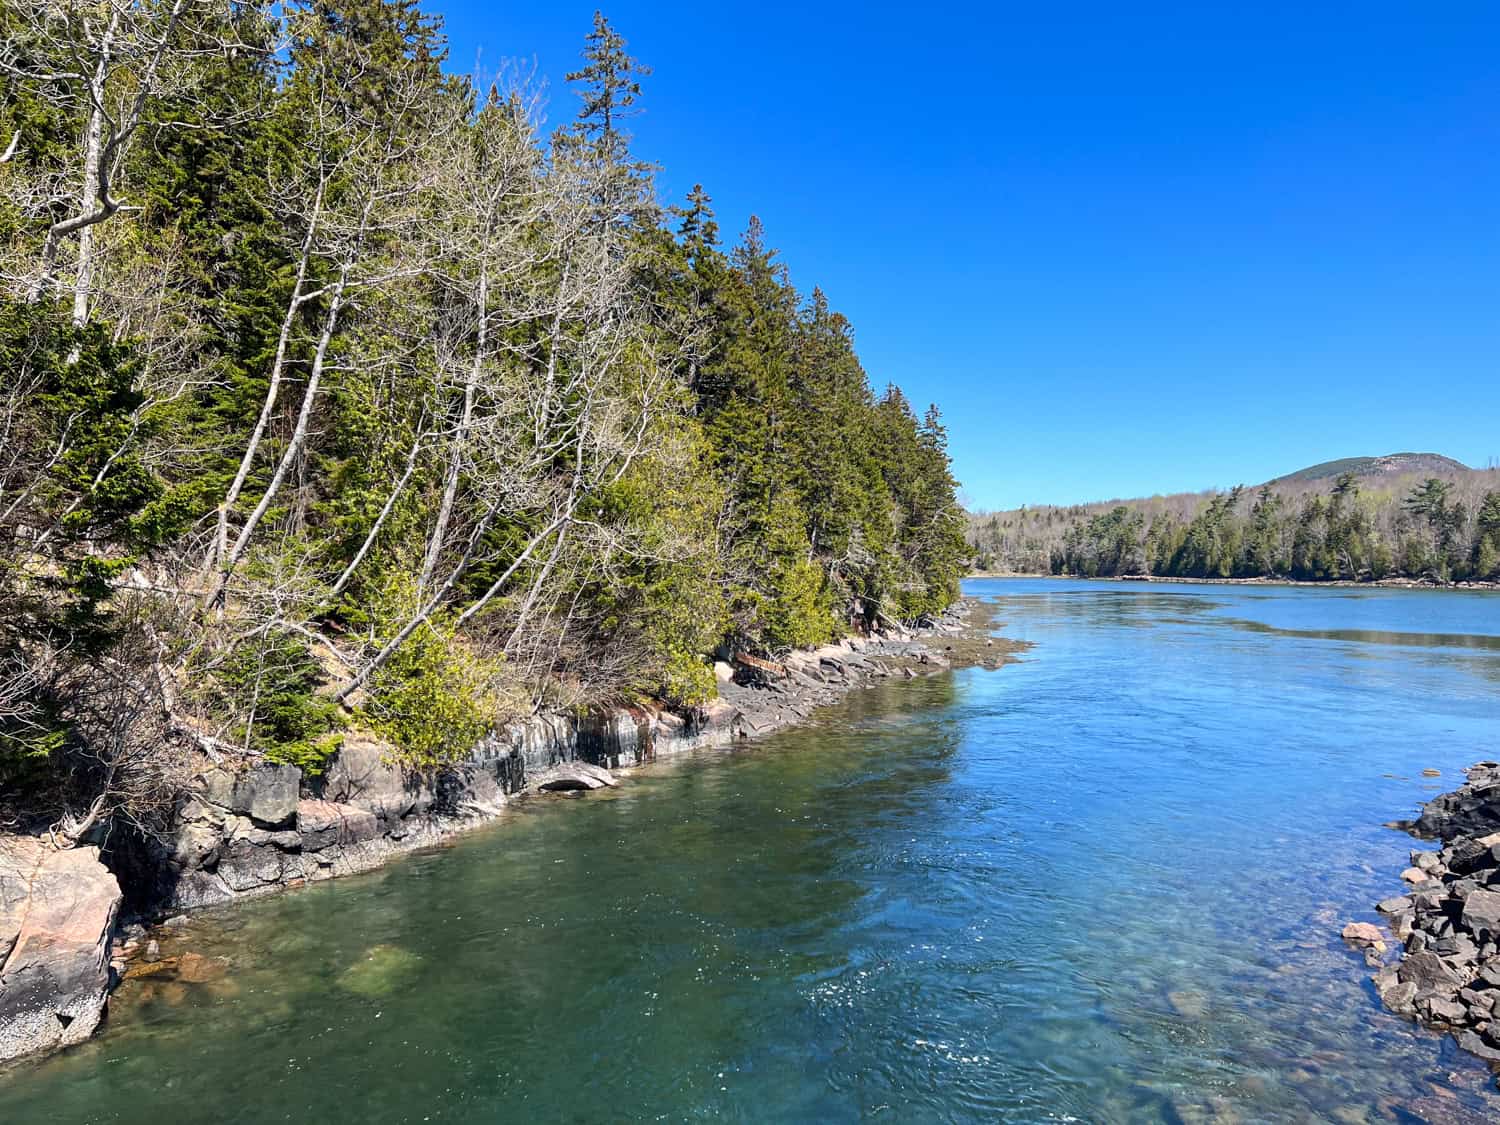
<box><xmin>4</xmin><ymin>578</ymin><xmax>1500</xmax><ymax>1123</ymax></box>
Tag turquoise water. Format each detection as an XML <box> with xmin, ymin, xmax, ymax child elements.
<box><xmin>3</xmin><ymin>578</ymin><xmax>1500</xmax><ymax>1123</ymax></box>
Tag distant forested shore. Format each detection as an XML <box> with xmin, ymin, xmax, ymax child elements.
<box><xmin>969</xmin><ymin>467</ymin><xmax>1500</xmax><ymax>584</ymax></box>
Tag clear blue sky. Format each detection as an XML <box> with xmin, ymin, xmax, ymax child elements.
<box><xmin>433</xmin><ymin>1</ymin><xmax>1500</xmax><ymax>509</ymax></box>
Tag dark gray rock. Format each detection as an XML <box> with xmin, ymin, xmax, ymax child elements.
<box><xmin>1414</xmin><ymin>763</ymin><xmax>1500</xmax><ymax>841</ymax></box>
<box><xmin>1423</xmin><ymin>995</ymin><xmax>1469</xmax><ymax>1024</ymax></box>
<box><xmin>1454</xmin><ymin>1029</ymin><xmax>1500</xmax><ymax>1064</ymax></box>
<box><xmin>204</xmin><ymin>762</ymin><xmax>300</xmax><ymax>828</ymax></box>
<box><xmin>1445</xmin><ymin>833</ymin><xmax>1500</xmax><ymax>876</ymax></box>
<box><xmin>1378</xmin><ymin>895</ymin><xmax>1414</xmax><ymax>915</ymax></box>
<box><xmin>1397</xmin><ymin>951</ymin><xmax>1461</xmax><ymax>994</ymax></box>
<box><xmin>1431</xmin><ymin>933</ymin><xmax>1479</xmax><ymax>966</ymax></box>
<box><xmin>1461</xmin><ymin>888</ymin><xmax>1500</xmax><ymax>939</ymax></box>
<box><xmin>298</xmin><ymin>799</ymin><xmax>380</xmax><ymax>851</ymax></box>
<box><xmin>320</xmin><ymin>736</ymin><xmax>434</xmax><ymax>825</ymax></box>
<box><xmin>1381</xmin><ymin>980</ymin><xmax>1419</xmax><ymax>1014</ymax></box>
<box><xmin>1459</xmin><ymin>987</ymin><xmax>1495</xmax><ymax>1015</ymax></box>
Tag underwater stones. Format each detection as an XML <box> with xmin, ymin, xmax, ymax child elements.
<box><xmin>337</xmin><ymin>944</ymin><xmax>422</xmax><ymax>998</ymax></box>
<box><xmin>1166</xmin><ymin>990</ymin><xmax>1207</xmax><ymax>1019</ymax></box>
<box><xmin>174</xmin><ymin>952</ymin><xmax>229</xmax><ymax>984</ymax></box>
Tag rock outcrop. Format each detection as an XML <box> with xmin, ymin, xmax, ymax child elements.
<box><xmin>0</xmin><ymin>837</ymin><xmax>122</xmax><ymax>1062</ymax></box>
<box><xmin>1370</xmin><ymin>763</ymin><xmax>1500</xmax><ymax>1074</ymax></box>
<box><xmin>5</xmin><ymin>597</ymin><xmax>998</xmax><ymax>1064</ymax></box>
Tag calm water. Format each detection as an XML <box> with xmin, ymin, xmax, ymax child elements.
<box><xmin>4</xmin><ymin>578</ymin><xmax>1500</xmax><ymax>1123</ymax></box>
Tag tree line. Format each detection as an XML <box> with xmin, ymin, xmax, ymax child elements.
<box><xmin>0</xmin><ymin>2</ymin><xmax>967</xmax><ymax>837</ymax></box>
<box><xmin>970</xmin><ymin>470</ymin><xmax>1500</xmax><ymax>582</ymax></box>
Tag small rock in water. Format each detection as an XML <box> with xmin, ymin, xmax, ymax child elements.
<box><xmin>1341</xmin><ymin>921</ymin><xmax>1385</xmax><ymax>948</ymax></box>
<box><xmin>1423</xmin><ymin>769</ymin><xmax>1442</xmax><ymax>777</ymax></box>
<box><xmin>1401</xmin><ymin>866</ymin><xmax>1429</xmax><ymax>885</ymax></box>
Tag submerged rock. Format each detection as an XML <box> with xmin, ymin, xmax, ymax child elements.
<box><xmin>337</xmin><ymin>944</ymin><xmax>422</xmax><ymax>998</ymax></box>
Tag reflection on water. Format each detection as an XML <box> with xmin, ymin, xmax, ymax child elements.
<box><xmin>1</xmin><ymin>579</ymin><xmax>1499</xmax><ymax>1123</ymax></box>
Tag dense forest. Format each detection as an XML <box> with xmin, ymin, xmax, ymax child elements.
<box><xmin>0</xmin><ymin>2</ymin><xmax>966</xmax><ymax>834</ymax></box>
<box><xmin>970</xmin><ymin>467</ymin><xmax>1500</xmax><ymax>582</ymax></box>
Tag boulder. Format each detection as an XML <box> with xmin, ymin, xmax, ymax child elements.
<box><xmin>1396</xmin><ymin>951</ymin><xmax>1461</xmax><ymax>994</ymax></box>
<box><xmin>1413</xmin><ymin>851</ymin><xmax>1444</xmax><ymax>873</ymax></box>
<box><xmin>298</xmin><ymin>799</ymin><xmax>380</xmax><ymax>852</ymax></box>
<box><xmin>321</xmin><ymin>736</ymin><xmax>433</xmax><ymax>824</ymax></box>
<box><xmin>203</xmin><ymin>762</ymin><xmax>300</xmax><ymax>828</ymax></box>
<box><xmin>1400</xmin><ymin>866</ymin><xmax>1428</xmax><ymax>885</ymax></box>
<box><xmin>1377</xmin><ymin>895</ymin><xmax>1414</xmax><ymax>916</ymax></box>
<box><xmin>1431</xmin><ymin>933</ymin><xmax>1479</xmax><ymax>966</ymax></box>
<box><xmin>1454</xmin><ymin>1028</ymin><xmax>1500</xmax><ymax>1064</ymax></box>
<box><xmin>0</xmin><ymin>837</ymin><xmax>122</xmax><ymax>1062</ymax></box>
<box><xmin>1461</xmin><ymin>889</ymin><xmax>1500</xmax><ymax>939</ymax></box>
<box><xmin>1382</xmin><ymin>980</ymin><xmax>1419</xmax><ymax>1014</ymax></box>
<box><xmin>539</xmin><ymin>761</ymin><xmax>618</xmax><ymax>792</ymax></box>
<box><xmin>713</xmin><ymin>661</ymin><xmax>735</xmax><ymax>684</ymax></box>
<box><xmin>1445</xmin><ymin>832</ymin><xmax>1500</xmax><ymax>876</ymax></box>
<box><xmin>1423</xmin><ymin>995</ymin><xmax>1469</xmax><ymax>1024</ymax></box>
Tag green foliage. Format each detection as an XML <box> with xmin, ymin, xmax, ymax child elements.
<box><xmin>209</xmin><ymin>635</ymin><xmax>345</xmax><ymax>775</ymax></box>
<box><xmin>365</xmin><ymin>621</ymin><xmax>501</xmax><ymax>769</ymax></box>
<box><xmin>1</xmin><ymin>2</ymin><xmax>971</xmax><ymax>799</ymax></box>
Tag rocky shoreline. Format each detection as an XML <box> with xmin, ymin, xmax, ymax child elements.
<box><xmin>1</xmin><ymin>598</ymin><xmax>1020</xmax><ymax>1064</ymax></box>
<box><xmin>1355</xmin><ymin>763</ymin><xmax>1500</xmax><ymax>1077</ymax></box>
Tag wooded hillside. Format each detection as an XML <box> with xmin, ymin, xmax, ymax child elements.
<box><xmin>0</xmin><ymin>2</ymin><xmax>967</xmax><ymax>835</ymax></box>
<box><xmin>970</xmin><ymin>465</ymin><xmax>1500</xmax><ymax>582</ymax></box>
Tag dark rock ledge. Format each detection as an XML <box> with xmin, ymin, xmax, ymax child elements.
<box><xmin>2</xmin><ymin>599</ymin><xmax>1015</xmax><ymax>1064</ymax></box>
<box><xmin>1358</xmin><ymin>762</ymin><xmax>1500</xmax><ymax>1074</ymax></box>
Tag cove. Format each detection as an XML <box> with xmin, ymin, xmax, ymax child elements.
<box><xmin>3</xmin><ymin>578</ymin><xmax>1500</xmax><ymax>1123</ymax></box>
